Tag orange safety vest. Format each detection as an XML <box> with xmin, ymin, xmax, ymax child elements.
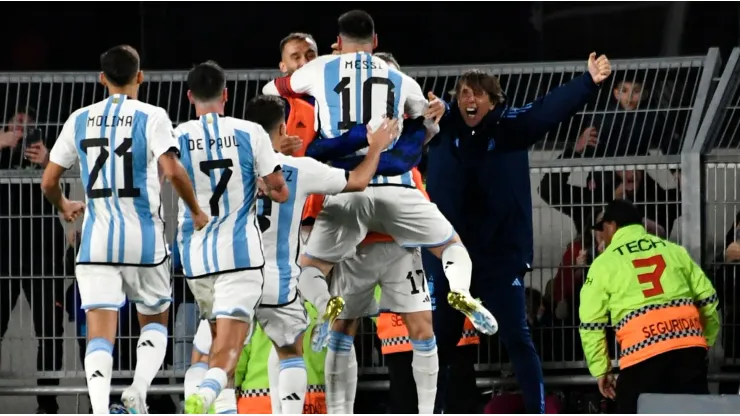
<box><xmin>237</xmin><ymin>385</ymin><xmax>326</xmax><ymax>414</ymax></box>
<box><xmin>284</xmin><ymin>96</ymin><xmax>316</xmax><ymax>157</ymax></box>
<box><xmin>615</xmin><ymin>299</ymin><xmax>707</xmax><ymax>369</ymax></box>
<box><xmin>376</xmin><ymin>312</ymin><xmax>480</xmax><ymax>355</ymax></box>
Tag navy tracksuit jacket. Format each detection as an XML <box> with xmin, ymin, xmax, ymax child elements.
<box><xmin>424</xmin><ymin>72</ymin><xmax>600</xmax><ymax>413</ymax></box>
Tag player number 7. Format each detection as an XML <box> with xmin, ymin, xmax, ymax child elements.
<box><xmin>199</xmin><ymin>159</ymin><xmax>233</xmax><ymax>216</ymax></box>
<box><xmin>632</xmin><ymin>254</ymin><xmax>666</xmax><ymax>298</ymax></box>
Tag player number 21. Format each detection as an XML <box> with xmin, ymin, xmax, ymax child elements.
<box><xmin>632</xmin><ymin>254</ymin><xmax>666</xmax><ymax>298</ymax></box>
<box><xmin>333</xmin><ymin>76</ymin><xmax>396</xmax><ymax>130</ymax></box>
<box><xmin>81</xmin><ymin>138</ymin><xmax>140</xmax><ymax>199</ymax></box>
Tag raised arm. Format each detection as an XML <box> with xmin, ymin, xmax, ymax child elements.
<box><xmin>493</xmin><ymin>53</ymin><xmax>610</xmax><ymax>150</ymax></box>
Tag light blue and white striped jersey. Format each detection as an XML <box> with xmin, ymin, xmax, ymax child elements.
<box><xmin>174</xmin><ymin>113</ymin><xmax>280</xmax><ymax>278</ymax></box>
<box><xmin>49</xmin><ymin>94</ymin><xmax>178</xmax><ymax>266</ymax></box>
<box><xmin>263</xmin><ymin>53</ymin><xmax>428</xmax><ymax>187</ymax></box>
<box><xmin>259</xmin><ymin>153</ymin><xmax>348</xmax><ymax>305</ymax></box>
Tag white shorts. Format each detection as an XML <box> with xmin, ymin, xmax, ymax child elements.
<box><xmin>186</xmin><ymin>269</ymin><xmax>264</xmax><ymax>323</ymax></box>
<box><xmin>305</xmin><ymin>186</ymin><xmax>455</xmax><ymax>263</ymax></box>
<box><xmin>192</xmin><ymin>318</ymin><xmax>252</xmax><ymax>355</ymax></box>
<box><xmin>254</xmin><ymin>299</ymin><xmax>309</xmax><ymax>348</ymax></box>
<box><xmin>76</xmin><ymin>261</ymin><xmax>172</xmax><ymax>315</ymax></box>
<box><xmin>332</xmin><ymin>242</ymin><xmax>432</xmax><ymax>319</ymax></box>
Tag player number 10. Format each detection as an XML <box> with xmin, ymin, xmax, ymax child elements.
<box><xmin>333</xmin><ymin>76</ymin><xmax>396</xmax><ymax>130</ymax></box>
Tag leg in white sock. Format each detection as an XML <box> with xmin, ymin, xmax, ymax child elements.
<box><xmin>410</xmin><ymin>337</ymin><xmax>439</xmax><ymax>414</ymax></box>
<box><xmin>84</xmin><ymin>337</ymin><xmax>114</xmax><ymax>414</ymax></box>
<box><xmin>296</xmin><ymin>266</ymin><xmax>331</xmax><ymax>315</ymax></box>
<box><xmin>440</xmin><ymin>243</ymin><xmax>472</xmax><ymax>293</ymax></box>
<box><xmin>195</xmin><ymin>367</ymin><xmax>229</xmax><ymax>411</ymax></box>
<box><xmin>131</xmin><ymin>322</ymin><xmax>169</xmax><ymax>396</ymax></box>
<box><xmin>325</xmin><ymin>331</ymin><xmax>353</xmax><ymax>414</ymax></box>
<box><xmin>213</xmin><ymin>388</ymin><xmax>237</xmax><ymax>414</ymax></box>
<box><xmin>345</xmin><ymin>345</ymin><xmax>358</xmax><ymax>414</ymax></box>
<box><xmin>278</xmin><ymin>357</ymin><xmax>308</xmax><ymax>414</ymax></box>
<box><xmin>267</xmin><ymin>346</ymin><xmax>282</xmax><ymax>414</ymax></box>
<box><xmin>184</xmin><ymin>362</ymin><xmax>208</xmax><ymax>398</ymax></box>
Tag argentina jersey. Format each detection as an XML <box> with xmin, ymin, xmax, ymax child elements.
<box><xmin>259</xmin><ymin>153</ymin><xmax>348</xmax><ymax>306</ymax></box>
<box><xmin>175</xmin><ymin>113</ymin><xmax>280</xmax><ymax>278</ymax></box>
<box><xmin>48</xmin><ymin>94</ymin><xmax>179</xmax><ymax>266</ymax></box>
<box><xmin>263</xmin><ymin>53</ymin><xmax>429</xmax><ymax>188</ymax></box>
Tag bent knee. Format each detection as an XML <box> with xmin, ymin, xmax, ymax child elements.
<box><xmin>402</xmin><ymin>311</ymin><xmax>434</xmax><ymax>339</ymax></box>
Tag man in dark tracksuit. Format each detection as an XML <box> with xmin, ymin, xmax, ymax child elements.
<box><xmin>424</xmin><ymin>53</ymin><xmax>612</xmax><ymax>413</ymax></box>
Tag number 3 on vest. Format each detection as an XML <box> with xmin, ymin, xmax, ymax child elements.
<box><xmin>632</xmin><ymin>254</ymin><xmax>666</xmax><ymax>298</ymax></box>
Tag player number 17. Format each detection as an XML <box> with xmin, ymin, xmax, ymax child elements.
<box><xmin>406</xmin><ymin>269</ymin><xmax>426</xmax><ymax>295</ymax></box>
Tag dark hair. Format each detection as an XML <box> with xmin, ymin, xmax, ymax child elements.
<box><xmin>374</xmin><ymin>52</ymin><xmax>400</xmax><ymax>70</ymax></box>
<box><xmin>338</xmin><ymin>10</ymin><xmax>375</xmax><ymax>42</ymax></box>
<box><xmin>100</xmin><ymin>45</ymin><xmax>140</xmax><ymax>87</ymax></box>
<box><xmin>187</xmin><ymin>60</ymin><xmax>226</xmax><ymax>102</ymax></box>
<box><xmin>455</xmin><ymin>69</ymin><xmax>504</xmax><ymax>103</ymax></box>
<box><xmin>279</xmin><ymin>32</ymin><xmax>317</xmax><ymax>55</ymax></box>
<box><xmin>592</xmin><ymin>198</ymin><xmax>643</xmax><ymax>231</ymax></box>
<box><xmin>244</xmin><ymin>95</ymin><xmax>285</xmax><ymax>134</ymax></box>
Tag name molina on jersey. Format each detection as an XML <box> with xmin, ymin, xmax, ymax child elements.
<box><xmin>187</xmin><ymin>135</ymin><xmax>240</xmax><ymax>151</ymax></box>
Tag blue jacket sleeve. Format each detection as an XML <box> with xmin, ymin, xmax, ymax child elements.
<box><xmin>305</xmin><ymin>125</ymin><xmax>369</xmax><ymax>162</ymax></box>
<box><xmin>495</xmin><ymin>72</ymin><xmax>600</xmax><ymax>150</ymax></box>
<box><xmin>330</xmin><ymin>118</ymin><xmax>427</xmax><ymax>176</ymax></box>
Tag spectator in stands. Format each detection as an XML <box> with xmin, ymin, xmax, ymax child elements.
<box><xmin>539</xmin><ymin>162</ymin><xmax>679</xmax><ymax>236</ymax></box>
<box><xmin>425</xmin><ymin>52</ymin><xmax>611</xmax><ymax>414</ymax></box>
<box><xmin>576</xmin><ymin>76</ymin><xmax>682</xmax><ymax>159</ymax></box>
<box><xmin>0</xmin><ymin>108</ymin><xmax>67</xmax><ymax>414</ymax></box>
<box><xmin>710</xmin><ymin>212</ymin><xmax>740</xmax><ymax>394</ymax></box>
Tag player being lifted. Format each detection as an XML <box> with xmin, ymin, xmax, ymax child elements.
<box><xmin>244</xmin><ymin>95</ymin><xmax>398</xmax><ymax>414</ymax></box>
<box><xmin>263</xmin><ymin>10</ymin><xmax>498</xmax><ymax>343</ymax></box>
<box><xmin>40</xmin><ymin>45</ymin><xmax>207</xmax><ymax>414</ymax></box>
<box><xmin>175</xmin><ymin>61</ymin><xmax>288</xmax><ymax>414</ymax></box>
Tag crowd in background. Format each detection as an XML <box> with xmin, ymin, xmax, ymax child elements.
<box><xmin>0</xmin><ymin>62</ymin><xmax>739</xmax><ymax>414</ymax></box>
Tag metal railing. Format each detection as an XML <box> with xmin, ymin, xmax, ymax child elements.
<box><xmin>2</xmin><ymin>48</ymin><xmax>740</xmax><ymax>412</ymax></box>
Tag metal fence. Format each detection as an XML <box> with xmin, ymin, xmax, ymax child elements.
<box><xmin>1</xmin><ymin>47</ymin><xmax>740</xmax><ymax>408</ymax></box>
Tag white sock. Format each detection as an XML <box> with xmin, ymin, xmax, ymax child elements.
<box><xmin>184</xmin><ymin>362</ymin><xmax>208</xmax><ymax>398</ymax></box>
<box><xmin>325</xmin><ymin>331</ymin><xmax>353</xmax><ymax>414</ymax></box>
<box><xmin>213</xmin><ymin>388</ymin><xmax>237</xmax><ymax>414</ymax></box>
<box><xmin>267</xmin><ymin>346</ymin><xmax>282</xmax><ymax>414</ymax></box>
<box><xmin>297</xmin><ymin>266</ymin><xmax>331</xmax><ymax>314</ymax></box>
<box><xmin>84</xmin><ymin>337</ymin><xmax>114</xmax><ymax>414</ymax></box>
<box><xmin>197</xmin><ymin>367</ymin><xmax>228</xmax><ymax>410</ymax></box>
<box><xmin>278</xmin><ymin>357</ymin><xmax>308</xmax><ymax>414</ymax></box>
<box><xmin>345</xmin><ymin>345</ymin><xmax>358</xmax><ymax>414</ymax></box>
<box><xmin>442</xmin><ymin>243</ymin><xmax>472</xmax><ymax>292</ymax></box>
<box><xmin>132</xmin><ymin>322</ymin><xmax>169</xmax><ymax>398</ymax></box>
<box><xmin>410</xmin><ymin>337</ymin><xmax>439</xmax><ymax>414</ymax></box>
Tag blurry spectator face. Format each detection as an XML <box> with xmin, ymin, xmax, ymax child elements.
<box><xmin>7</xmin><ymin>111</ymin><xmax>34</xmax><ymax>135</ymax></box>
<box><xmin>592</xmin><ymin>211</ymin><xmax>606</xmax><ymax>252</ymax></box>
<box><xmin>279</xmin><ymin>38</ymin><xmax>318</xmax><ymax>75</ymax></box>
<box><xmin>615</xmin><ymin>169</ymin><xmax>644</xmax><ymax>192</ymax></box>
<box><xmin>613</xmin><ymin>81</ymin><xmax>643</xmax><ymax>111</ymax></box>
<box><xmin>455</xmin><ymin>70</ymin><xmax>501</xmax><ymax>128</ymax></box>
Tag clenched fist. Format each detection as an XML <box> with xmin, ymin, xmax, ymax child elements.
<box><xmin>588</xmin><ymin>52</ymin><xmax>611</xmax><ymax>85</ymax></box>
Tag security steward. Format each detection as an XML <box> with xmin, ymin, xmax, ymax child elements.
<box><xmin>579</xmin><ymin>199</ymin><xmax>720</xmax><ymax>413</ymax></box>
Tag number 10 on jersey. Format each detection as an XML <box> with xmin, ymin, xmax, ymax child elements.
<box><xmin>333</xmin><ymin>76</ymin><xmax>396</xmax><ymax>130</ymax></box>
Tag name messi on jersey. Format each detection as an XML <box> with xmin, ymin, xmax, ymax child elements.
<box><xmin>87</xmin><ymin>115</ymin><xmax>133</xmax><ymax>128</ymax></box>
<box><xmin>187</xmin><ymin>136</ymin><xmax>239</xmax><ymax>151</ymax></box>
<box><xmin>344</xmin><ymin>59</ymin><xmax>384</xmax><ymax>70</ymax></box>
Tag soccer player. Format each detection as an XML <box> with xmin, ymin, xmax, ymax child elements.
<box><xmin>247</xmin><ymin>95</ymin><xmax>397</xmax><ymax>414</ymax></box>
<box><xmin>300</xmin><ymin>52</ymin><xmax>440</xmax><ymax>414</ymax></box>
<box><xmin>262</xmin><ymin>10</ymin><xmax>498</xmax><ymax>346</ymax></box>
<box><xmin>174</xmin><ymin>61</ymin><xmax>289</xmax><ymax>414</ymax></box>
<box><xmin>40</xmin><ymin>45</ymin><xmax>207</xmax><ymax>414</ymax></box>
